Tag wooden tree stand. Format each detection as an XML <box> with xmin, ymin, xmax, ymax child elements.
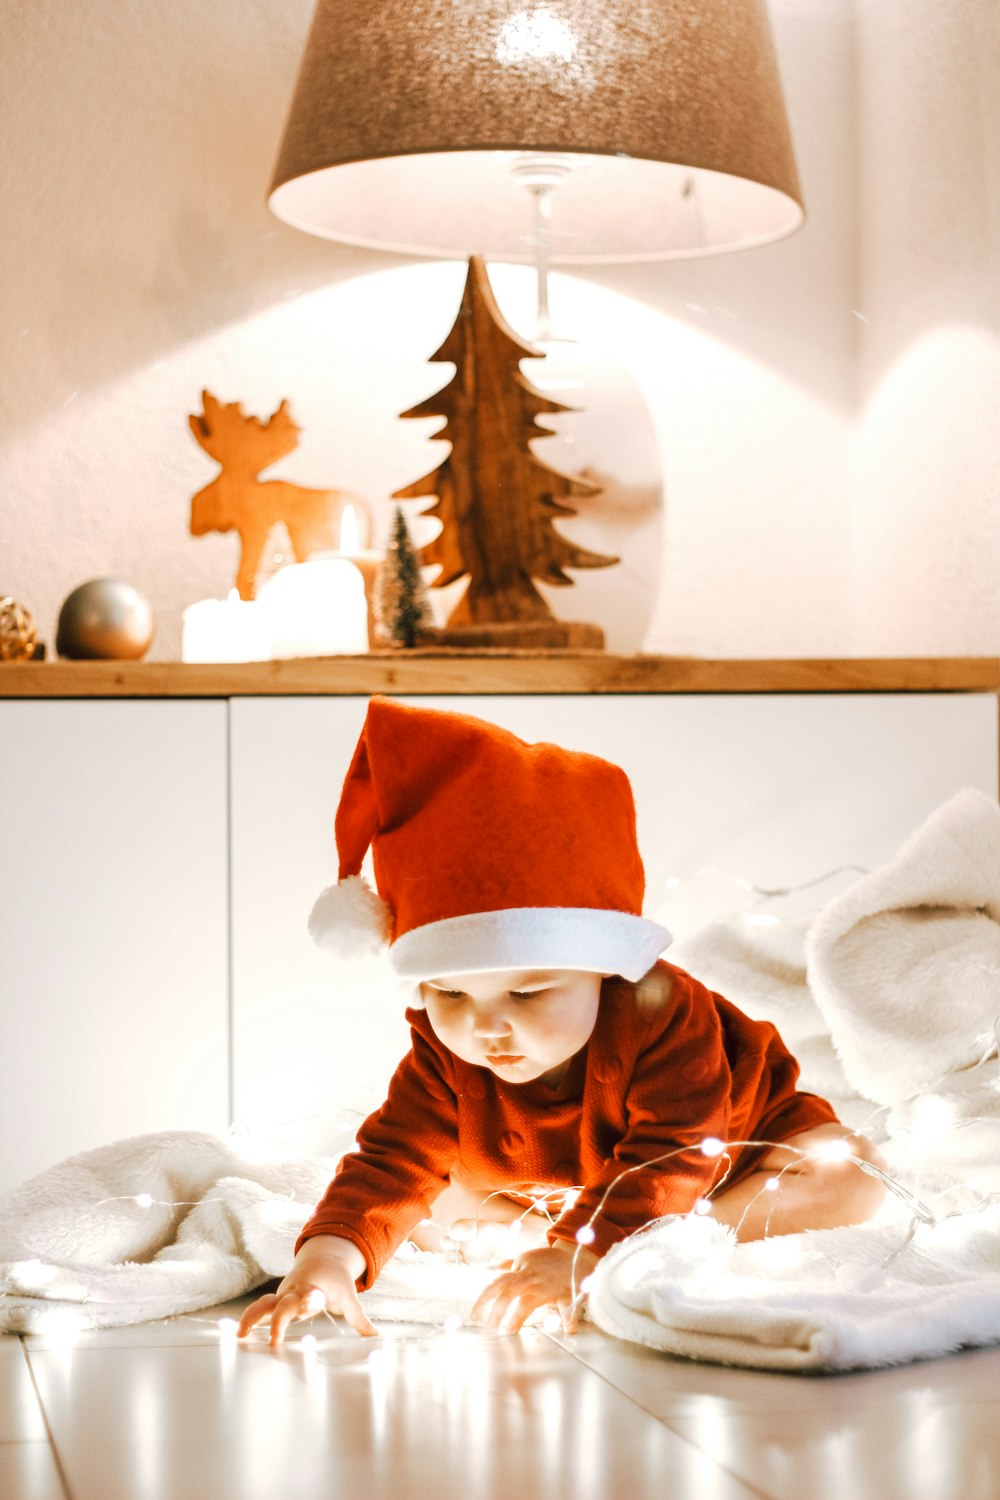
<box><xmin>425</xmin><ymin>620</ymin><xmax>604</xmax><ymax>649</ymax></box>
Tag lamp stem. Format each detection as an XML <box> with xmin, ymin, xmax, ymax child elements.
<box><xmin>530</xmin><ymin>183</ymin><xmax>554</xmax><ymax>342</ymax></box>
<box><xmin>510</xmin><ymin>152</ymin><xmax>573</xmax><ymax>342</ymax></box>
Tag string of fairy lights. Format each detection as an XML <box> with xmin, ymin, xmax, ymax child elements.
<box><xmin>6</xmin><ymin>1116</ymin><xmax>989</xmax><ymax>1348</ymax></box>
<box><xmin>4</xmin><ymin>860</ymin><xmax>1000</xmax><ymax>1349</ymax></box>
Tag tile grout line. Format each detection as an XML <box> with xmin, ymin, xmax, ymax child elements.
<box><xmin>541</xmin><ymin>1333</ymin><xmax>777</xmax><ymax>1500</ymax></box>
<box><xmin>17</xmin><ymin>1337</ymin><xmax>77</xmax><ymax>1500</ymax></box>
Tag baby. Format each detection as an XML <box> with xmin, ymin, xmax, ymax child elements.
<box><xmin>238</xmin><ymin>697</ymin><xmax>885</xmax><ymax>1346</ymax></box>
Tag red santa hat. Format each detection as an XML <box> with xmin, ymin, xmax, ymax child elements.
<box><xmin>308</xmin><ymin>696</ymin><xmax>671</xmax><ymax>982</ymax></box>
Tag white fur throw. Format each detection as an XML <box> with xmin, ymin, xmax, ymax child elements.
<box><xmin>0</xmin><ymin>1130</ymin><xmax>497</xmax><ymax>1336</ymax></box>
<box><xmin>587</xmin><ymin>1208</ymin><xmax>1000</xmax><ymax>1373</ymax></box>
<box><xmin>587</xmin><ymin>788</ymin><xmax>1000</xmax><ymax>1368</ymax></box>
<box><xmin>0</xmin><ymin>1133</ymin><xmax>337</xmax><ymax>1332</ymax></box>
<box><xmin>805</xmin><ymin>787</ymin><xmax>1000</xmax><ymax>1105</ymax></box>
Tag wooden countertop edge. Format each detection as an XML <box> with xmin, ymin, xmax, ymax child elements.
<box><xmin>1</xmin><ymin>655</ymin><xmax>999</xmax><ymax>697</ymax></box>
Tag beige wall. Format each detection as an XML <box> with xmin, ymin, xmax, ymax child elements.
<box><xmin>0</xmin><ymin>1</ymin><xmax>994</xmax><ymax>660</ymax></box>
<box><xmin>852</xmin><ymin>0</ymin><xmax>1000</xmax><ymax>653</ymax></box>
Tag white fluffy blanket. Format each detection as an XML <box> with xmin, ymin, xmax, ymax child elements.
<box><xmin>5</xmin><ymin>789</ymin><xmax>1000</xmax><ymax>1372</ymax></box>
<box><xmin>587</xmin><ymin>1207</ymin><xmax>1000</xmax><ymax>1373</ymax></box>
<box><xmin>0</xmin><ymin>1131</ymin><xmax>496</xmax><ymax>1336</ymax></box>
<box><xmin>589</xmin><ymin>787</ymin><xmax>1000</xmax><ymax>1370</ymax></box>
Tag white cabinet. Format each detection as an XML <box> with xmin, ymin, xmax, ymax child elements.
<box><xmin>2</xmin><ymin>690</ymin><xmax>995</xmax><ymax>1188</ymax></box>
<box><xmin>0</xmin><ymin>702</ymin><xmax>230</xmax><ymax>1191</ymax></box>
<box><xmin>228</xmin><ymin>693</ymin><xmax>999</xmax><ymax>1150</ymax></box>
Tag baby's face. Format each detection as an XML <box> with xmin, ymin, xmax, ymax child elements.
<box><xmin>420</xmin><ymin>968</ymin><xmax>603</xmax><ymax>1085</ymax></box>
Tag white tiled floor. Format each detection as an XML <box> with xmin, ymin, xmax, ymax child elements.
<box><xmin>6</xmin><ymin>1298</ymin><xmax>1000</xmax><ymax>1500</ymax></box>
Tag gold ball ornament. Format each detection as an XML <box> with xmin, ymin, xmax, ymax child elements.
<box><xmin>56</xmin><ymin>579</ymin><xmax>155</xmax><ymax>660</ymax></box>
<box><xmin>0</xmin><ymin>597</ymin><xmax>37</xmax><ymax>661</ymax></box>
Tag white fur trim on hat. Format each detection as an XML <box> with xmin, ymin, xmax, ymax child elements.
<box><xmin>308</xmin><ymin>874</ymin><xmax>393</xmax><ymax>957</ymax></box>
<box><xmin>388</xmin><ymin>907</ymin><xmax>671</xmax><ymax>983</ymax></box>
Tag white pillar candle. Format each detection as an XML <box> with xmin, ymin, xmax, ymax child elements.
<box><xmin>339</xmin><ymin>503</ymin><xmax>363</xmax><ymax>555</ymax></box>
<box><xmin>257</xmin><ymin>557</ymin><xmax>368</xmax><ymax>657</ymax></box>
<box><xmin>182</xmin><ymin>591</ymin><xmax>273</xmax><ymax>663</ymax></box>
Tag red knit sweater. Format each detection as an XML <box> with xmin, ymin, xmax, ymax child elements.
<box><xmin>297</xmin><ymin>962</ymin><xmax>837</xmax><ymax>1287</ymax></box>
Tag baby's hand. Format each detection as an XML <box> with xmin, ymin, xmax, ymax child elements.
<box><xmin>237</xmin><ymin>1234</ymin><xmax>375</xmax><ymax>1346</ymax></box>
<box><xmin>470</xmin><ymin>1241</ymin><xmax>598</xmax><ymax>1335</ymax></box>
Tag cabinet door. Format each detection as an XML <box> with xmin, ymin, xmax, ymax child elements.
<box><xmin>229</xmin><ymin>693</ymin><xmax>997</xmax><ymax>1150</ymax></box>
<box><xmin>0</xmin><ymin>701</ymin><xmax>229</xmax><ymax>1191</ymax></box>
<box><xmin>230</xmin><ymin>697</ymin><xmax>390</xmax><ymax>1154</ymax></box>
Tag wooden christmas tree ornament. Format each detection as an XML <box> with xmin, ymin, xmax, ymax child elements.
<box><xmin>394</xmin><ymin>256</ymin><xmax>618</xmax><ymax>649</ymax></box>
<box><xmin>189</xmin><ymin>392</ymin><xmax>365</xmax><ymax>600</ymax></box>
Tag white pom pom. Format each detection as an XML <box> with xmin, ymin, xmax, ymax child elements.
<box><xmin>308</xmin><ymin>874</ymin><xmax>392</xmax><ymax>957</ymax></box>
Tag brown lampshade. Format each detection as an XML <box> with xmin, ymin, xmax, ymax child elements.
<box><xmin>269</xmin><ymin>0</ymin><xmax>804</xmax><ymax>264</ymax></box>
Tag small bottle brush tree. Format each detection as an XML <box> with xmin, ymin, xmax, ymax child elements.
<box><xmin>377</xmin><ymin>506</ymin><xmax>433</xmax><ymax>648</ymax></box>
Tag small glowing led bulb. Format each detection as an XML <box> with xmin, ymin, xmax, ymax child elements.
<box><xmin>764</xmin><ymin>1177</ymin><xmax>781</xmax><ymax>1192</ymax></box>
<box><xmin>699</xmin><ymin>1137</ymin><xmax>726</xmax><ymax>1158</ymax></box>
<box><xmin>443</xmin><ymin>1314</ymin><xmax>463</xmax><ymax>1334</ymax></box>
<box><xmin>134</xmin><ymin>1193</ymin><xmax>154</xmax><ymax>1208</ymax></box>
<box><xmin>541</xmin><ymin>1311</ymin><xmax>563</xmax><ymax>1333</ymax></box>
<box><xmin>575</xmin><ymin>1225</ymin><xmax>596</xmax><ymax>1246</ymax></box>
<box><xmin>304</xmin><ymin>1289</ymin><xmax>327</xmax><ymax>1315</ymax></box>
<box><xmin>217</xmin><ymin>1317</ymin><xmax>239</xmax><ymax>1340</ymax></box>
<box><xmin>817</xmin><ymin>1137</ymin><xmax>853</xmax><ymax>1164</ymax></box>
<box><xmin>693</xmin><ymin>1198</ymin><xmax>712</xmax><ymax>1216</ymax></box>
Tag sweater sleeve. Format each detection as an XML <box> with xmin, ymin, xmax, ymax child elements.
<box><xmin>295</xmin><ymin>1019</ymin><xmax>459</xmax><ymax>1287</ymax></box>
<box><xmin>548</xmin><ymin>970</ymin><xmax>734</xmax><ymax>1257</ymax></box>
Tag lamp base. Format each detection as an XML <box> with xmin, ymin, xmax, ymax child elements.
<box><xmin>414</xmin><ymin>620</ymin><xmax>605</xmax><ymax>651</ymax></box>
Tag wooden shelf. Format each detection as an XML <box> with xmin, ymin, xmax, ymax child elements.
<box><xmin>1</xmin><ymin>653</ymin><xmax>998</xmax><ymax>698</ymax></box>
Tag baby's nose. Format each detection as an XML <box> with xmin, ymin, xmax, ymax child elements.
<box><xmin>472</xmin><ymin>1009</ymin><xmax>513</xmax><ymax>1039</ymax></box>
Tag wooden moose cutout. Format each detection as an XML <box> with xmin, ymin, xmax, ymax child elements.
<box><xmin>189</xmin><ymin>391</ymin><xmax>361</xmax><ymax>600</ymax></box>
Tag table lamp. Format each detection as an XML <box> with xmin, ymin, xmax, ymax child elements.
<box><xmin>265</xmin><ymin>0</ymin><xmax>805</xmax><ymax>650</ymax></box>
